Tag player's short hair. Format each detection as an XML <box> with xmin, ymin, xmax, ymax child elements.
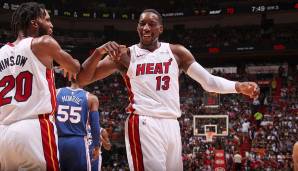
<box><xmin>11</xmin><ymin>2</ymin><xmax>46</xmax><ymax>37</ymax></box>
<box><xmin>70</xmin><ymin>77</ymin><xmax>77</xmax><ymax>84</ymax></box>
<box><xmin>141</xmin><ymin>9</ymin><xmax>163</xmax><ymax>25</ymax></box>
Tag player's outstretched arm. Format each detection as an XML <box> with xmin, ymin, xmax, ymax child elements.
<box><xmin>171</xmin><ymin>44</ymin><xmax>260</xmax><ymax>98</ymax></box>
<box><xmin>31</xmin><ymin>35</ymin><xmax>80</xmax><ymax>74</ymax></box>
<box><xmin>77</xmin><ymin>41</ymin><xmax>124</xmax><ymax>86</ymax></box>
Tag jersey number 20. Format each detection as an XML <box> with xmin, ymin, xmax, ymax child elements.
<box><xmin>0</xmin><ymin>71</ymin><xmax>33</xmax><ymax>107</ymax></box>
<box><xmin>57</xmin><ymin>105</ymin><xmax>82</xmax><ymax>123</ymax></box>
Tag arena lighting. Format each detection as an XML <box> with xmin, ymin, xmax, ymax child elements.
<box><xmin>273</xmin><ymin>44</ymin><xmax>286</xmax><ymax>50</ymax></box>
<box><xmin>63</xmin><ymin>11</ymin><xmax>71</xmax><ymax>16</ymax></box>
<box><xmin>226</xmin><ymin>7</ymin><xmax>235</xmax><ymax>14</ymax></box>
<box><xmin>102</xmin><ymin>13</ymin><xmax>110</xmax><ymax>18</ymax></box>
<box><xmin>208</xmin><ymin>47</ymin><xmax>220</xmax><ymax>53</ymax></box>
<box><xmin>209</xmin><ymin>9</ymin><xmax>222</xmax><ymax>15</ymax></box>
<box><xmin>236</xmin><ymin>46</ymin><xmax>254</xmax><ymax>51</ymax></box>
<box><xmin>121</xmin><ymin>14</ymin><xmax>129</xmax><ymax>19</ymax></box>
<box><xmin>1</xmin><ymin>1</ymin><xmax>296</xmax><ymax>18</ymax></box>
<box><xmin>82</xmin><ymin>13</ymin><xmax>91</xmax><ymax>17</ymax></box>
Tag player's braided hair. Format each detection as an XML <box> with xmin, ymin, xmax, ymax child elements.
<box><xmin>141</xmin><ymin>9</ymin><xmax>163</xmax><ymax>25</ymax></box>
<box><xmin>11</xmin><ymin>2</ymin><xmax>46</xmax><ymax>37</ymax></box>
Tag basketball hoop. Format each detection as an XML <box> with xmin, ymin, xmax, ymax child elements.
<box><xmin>205</xmin><ymin>132</ymin><xmax>215</xmax><ymax>142</ymax></box>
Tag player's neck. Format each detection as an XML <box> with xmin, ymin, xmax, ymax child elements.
<box><xmin>139</xmin><ymin>41</ymin><xmax>161</xmax><ymax>52</ymax></box>
<box><xmin>13</xmin><ymin>32</ymin><xmax>26</xmax><ymax>45</ymax></box>
<box><xmin>14</xmin><ymin>31</ymin><xmax>37</xmax><ymax>44</ymax></box>
<box><xmin>70</xmin><ymin>83</ymin><xmax>80</xmax><ymax>89</ymax></box>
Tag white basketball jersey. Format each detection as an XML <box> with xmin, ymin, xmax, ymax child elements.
<box><xmin>125</xmin><ymin>43</ymin><xmax>181</xmax><ymax>118</ymax></box>
<box><xmin>0</xmin><ymin>38</ymin><xmax>56</xmax><ymax>124</ymax></box>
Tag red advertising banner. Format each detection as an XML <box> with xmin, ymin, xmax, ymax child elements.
<box><xmin>214</xmin><ymin>150</ymin><xmax>226</xmax><ymax>171</ymax></box>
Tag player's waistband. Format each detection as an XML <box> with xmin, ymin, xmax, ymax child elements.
<box><xmin>130</xmin><ymin>112</ymin><xmax>178</xmax><ymax>120</ymax></box>
<box><xmin>58</xmin><ymin>135</ymin><xmax>86</xmax><ymax>138</ymax></box>
<box><xmin>0</xmin><ymin>113</ymin><xmax>52</xmax><ymax>125</ymax></box>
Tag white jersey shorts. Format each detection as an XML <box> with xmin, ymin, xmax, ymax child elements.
<box><xmin>0</xmin><ymin>114</ymin><xmax>59</xmax><ymax>171</ymax></box>
<box><xmin>125</xmin><ymin>114</ymin><xmax>183</xmax><ymax>171</ymax></box>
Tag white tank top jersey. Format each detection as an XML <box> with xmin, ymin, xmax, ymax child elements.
<box><xmin>0</xmin><ymin>37</ymin><xmax>56</xmax><ymax>125</ymax></box>
<box><xmin>125</xmin><ymin>42</ymin><xmax>181</xmax><ymax>119</ymax></box>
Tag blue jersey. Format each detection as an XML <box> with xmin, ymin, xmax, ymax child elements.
<box><xmin>55</xmin><ymin>87</ymin><xmax>89</xmax><ymax>137</ymax></box>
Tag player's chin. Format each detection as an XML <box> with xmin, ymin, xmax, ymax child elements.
<box><xmin>141</xmin><ymin>40</ymin><xmax>152</xmax><ymax>46</ymax></box>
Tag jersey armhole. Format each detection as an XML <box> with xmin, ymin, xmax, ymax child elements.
<box><xmin>166</xmin><ymin>43</ymin><xmax>180</xmax><ymax>73</ymax></box>
<box><xmin>124</xmin><ymin>46</ymin><xmax>135</xmax><ymax>76</ymax></box>
<box><xmin>28</xmin><ymin>37</ymin><xmax>49</xmax><ymax>69</ymax></box>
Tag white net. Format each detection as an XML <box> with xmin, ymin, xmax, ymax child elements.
<box><xmin>205</xmin><ymin>132</ymin><xmax>215</xmax><ymax>142</ymax></box>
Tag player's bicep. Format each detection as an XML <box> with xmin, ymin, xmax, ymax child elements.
<box><xmin>170</xmin><ymin>44</ymin><xmax>196</xmax><ymax>72</ymax></box>
<box><xmin>34</xmin><ymin>36</ymin><xmax>80</xmax><ymax>73</ymax></box>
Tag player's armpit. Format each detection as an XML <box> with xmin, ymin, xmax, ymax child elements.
<box><xmin>169</xmin><ymin>44</ymin><xmax>196</xmax><ymax>72</ymax></box>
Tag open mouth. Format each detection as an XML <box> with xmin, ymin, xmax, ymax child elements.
<box><xmin>143</xmin><ymin>34</ymin><xmax>151</xmax><ymax>39</ymax></box>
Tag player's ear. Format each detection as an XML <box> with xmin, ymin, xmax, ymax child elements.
<box><xmin>159</xmin><ymin>25</ymin><xmax>163</xmax><ymax>34</ymax></box>
<box><xmin>31</xmin><ymin>19</ymin><xmax>38</xmax><ymax>29</ymax></box>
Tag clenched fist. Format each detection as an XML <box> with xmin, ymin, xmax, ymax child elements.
<box><xmin>235</xmin><ymin>82</ymin><xmax>260</xmax><ymax>99</ymax></box>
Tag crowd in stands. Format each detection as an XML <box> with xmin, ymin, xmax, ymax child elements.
<box><xmin>37</xmin><ymin>24</ymin><xmax>298</xmax><ymax>53</ymax></box>
<box><xmin>54</xmin><ymin>62</ymin><xmax>298</xmax><ymax>170</ymax></box>
<box><xmin>1</xmin><ymin>23</ymin><xmax>298</xmax><ymax>53</ymax></box>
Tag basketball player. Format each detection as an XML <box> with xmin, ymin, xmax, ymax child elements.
<box><xmin>77</xmin><ymin>9</ymin><xmax>260</xmax><ymax>171</ymax></box>
<box><xmin>91</xmin><ymin>127</ymin><xmax>112</xmax><ymax>171</ymax></box>
<box><xmin>293</xmin><ymin>142</ymin><xmax>298</xmax><ymax>171</ymax></box>
<box><xmin>55</xmin><ymin>79</ymin><xmax>100</xmax><ymax>171</ymax></box>
<box><xmin>0</xmin><ymin>2</ymin><xmax>80</xmax><ymax>170</ymax></box>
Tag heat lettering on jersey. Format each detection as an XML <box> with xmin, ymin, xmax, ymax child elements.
<box><xmin>136</xmin><ymin>58</ymin><xmax>173</xmax><ymax>76</ymax></box>
<box><xmin>0</xmin><ymin>55</ymin><xmax>28</xmax><ymax>72</ymax></box>
<box><xmin>61</xmin><ymin>95</ymin><xmax>82</xmax><ymax>105</ymax></box>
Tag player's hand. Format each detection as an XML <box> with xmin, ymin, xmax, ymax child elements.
<box><xmin>236</xmin><ymin>82</ymin><xmax>260</xmax><ymax>99</ymax></box>
<box><xmin>91</xmin><ymin>146</ymin><xmax>100</xmax><ymax>162</ymax></box>
<box><xmin>101</xmin><ymin>136</ymin><xmax>112</xmax><ymax>151</ymax></box>
<box><xmin>96</xmin><ymin>41</ymin><xmax>126</xmax><ymax>61</ymax></box>
<box><xmin>57</xmin><ymin>62</ymin><xmax>79</xmax><ymax>81</ymax></box>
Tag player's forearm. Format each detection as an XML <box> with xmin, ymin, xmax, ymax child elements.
<box><xmin>207</xmin><ymin>75</ymin><xmax>237</xmax><ymax>94</ymax></box>
<box><xmin>90</xmin><ymin>111</ymin><xmax>100</xmax><ymax>146</ymax></box>
<box><xmin>186</xmin><ymin>62</ymin><xmax>237</xmax><ymax>94</ymax></box>
<box><xmin>78</xmin><ymin>48</ymin><xmax>105</xmax><ymax>86</ymax></box>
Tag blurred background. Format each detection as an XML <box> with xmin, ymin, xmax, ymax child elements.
<box><xmin>1</xmin><ymin>0</ymin><xmax>298</xmax><ymax>170</ymax></box>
